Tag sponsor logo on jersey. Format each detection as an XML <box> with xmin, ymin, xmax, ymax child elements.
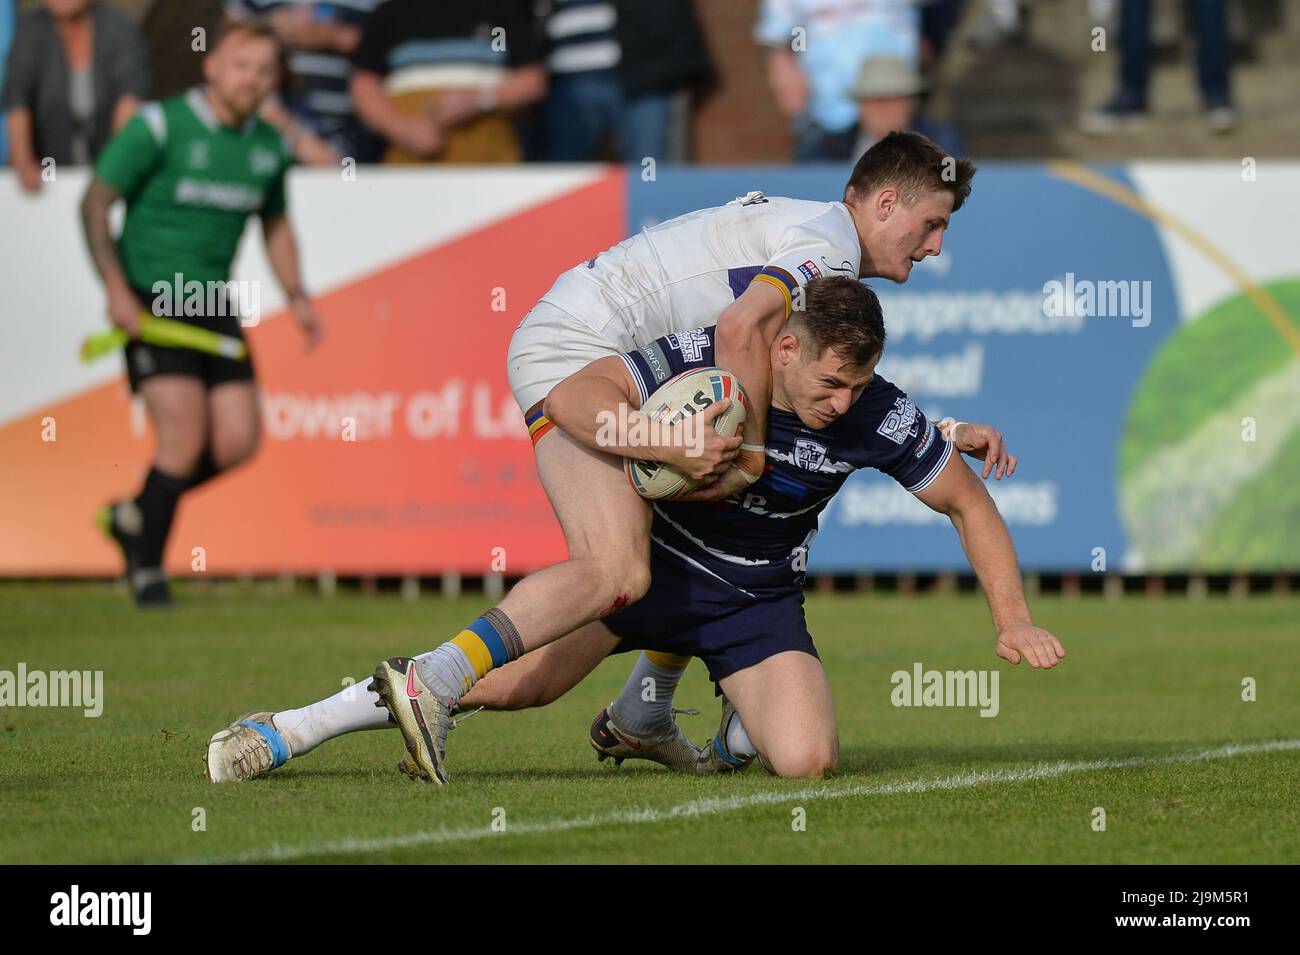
<box><xmin>666</xmin><ymin>327</ymin><xmax>709</xmax><ymax>363</ymax></box>
<box><xmin>249</xmin><ymin>145</ymin><xmax>280</xmax><ymax>176</ymax></box>
<box><xmin>187</xmin><ymin>141</ymin><xmax>209</xmax><ymax>170</ymax></box>
<box><xmin>174</xmin><ymin>178</ymin><xmax>264</xmax><ymax>211</ymax></box>
<box><xmin>797</xmin><ymin>259</ymin><xmax>822</xmax><ymax>283</ymax></box>
<box><xmin>877</xmin><ymin>396</ymin><xmax>920</xmax><ymax>445</ymax></box>
<box><xmin>914</xmin><ymin>421</ymin><xmax>936</xmax><ymax>458</ymax></box>
<box><xmin>639</xmin><ymin>341</ymin><xmax>671</xmax><ymax>386</ymax></box>
<box><xmin>819</xmin><ymin>254</ymin><xmax>855</xmax><ymax>275</ymax></box>
<box><xmin>794</xmin><ymin>437</ymin><xmax>828</xmax><ymax>471</ymax></box>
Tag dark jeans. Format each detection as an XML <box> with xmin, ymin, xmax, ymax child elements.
<box><xmin>1118</xmin><ymin>0</ymin><xmax>1232</xmax><ymax>110</ymax></box>
<box><xmin>544</xmin><ymin>68</ymin><xmax>671</xmax><ymax>162</ymax></box>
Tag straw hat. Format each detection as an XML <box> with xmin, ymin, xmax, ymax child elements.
<box><xmin>852</xmin><ymin>56</ymin><xmax>927</xmax><ymax>99</ymax></box>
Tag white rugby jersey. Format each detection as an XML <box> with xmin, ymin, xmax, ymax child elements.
<box><xmin>540</xmin><ymin>192</ymin><xmax>862</xmax><ymax>348</ymax></box>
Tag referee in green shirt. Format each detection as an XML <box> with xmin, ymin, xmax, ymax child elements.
<box><xmin>79</xmin><ymin>21</ymin><xmax>321</xmax><ymax>606</ymax></box>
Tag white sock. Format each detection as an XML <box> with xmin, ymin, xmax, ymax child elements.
<box><xmin>725</xmin><ymin>711</ymin><xmax>756</xmax><ymax>759</ymax></box>
<box><xmin>609</xmin><ymin>652</ymin><xmax>689</xmax><ymax>736</ymax></box>
<box><xmin>272</xmin><ymin>677</ymin><xmax>393</xmax><ymax>757</ymax></box>
<box><xmin>415</xmin><ymin>643</ymin><xmax>478</xmax><ymax>704</ymax></box>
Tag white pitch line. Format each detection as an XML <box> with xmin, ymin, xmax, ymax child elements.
<box><xmin>180</xmin><ymin>738</ymin><xmax>1300</xmax><ymax>864</ymax></box>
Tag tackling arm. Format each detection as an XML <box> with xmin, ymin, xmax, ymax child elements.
<box><xmin>543</xmin><ymin>357</ymin><xmax>740</xmax><ymax>483</ymax></box>
<box><xmin>694</xmin><ymin>278</ymin><xmax>791</xmax><ymax>497</ymax></box>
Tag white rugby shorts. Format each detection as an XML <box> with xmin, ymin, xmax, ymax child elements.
<box><xmin>507</xmin><ymin>300</ymin><xmax>627</xmax><ymax>429</ymax></box>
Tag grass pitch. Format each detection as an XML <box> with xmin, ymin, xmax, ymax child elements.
<box><xmin>1</xmin><ymin>582</ymin><xmax>1297</xmax><ymax>864</ymax></box>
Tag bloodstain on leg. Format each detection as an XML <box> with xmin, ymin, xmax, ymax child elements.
<box><xmin>599</xmin><ymin>593</ymin><xmax>630</xmax><ymax>617</ymax></box>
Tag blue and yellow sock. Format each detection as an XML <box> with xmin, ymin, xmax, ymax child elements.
<box><xmin>416</xmin><ymin>608</ymin><xmax>524</xmax><ymax>704</ymax></box>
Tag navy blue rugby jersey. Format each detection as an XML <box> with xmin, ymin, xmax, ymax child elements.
<box><xmin>619</xmin><ymin>325</ymin><xmax>952</xmax><ymax>600</ymax></box>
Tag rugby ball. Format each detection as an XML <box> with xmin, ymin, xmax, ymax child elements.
<box><xmin>626</xmin><ymin>367</ymin><xmax>748</xmax><ymax>500</ymax></box>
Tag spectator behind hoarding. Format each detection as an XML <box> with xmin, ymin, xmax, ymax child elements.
<box><xmin>1080</xmin><ymin>0</ymin><xmax>1236</xmax><ymax>135</ymax></box>
<box><xmin>350</xmin><ymin>0</ymin><xmax>546</xmax><ymax>164</ymax></box>
<box><xmin>756</xmin><ymin>0</ymin><xmax>921</xmax><ymax>162</ymax></box>
<box><xmin>1</xmin><ymin>0</ymin><xmax>150</xmax><ymax>191</ymax></box>
<box><xmin>225</xmin><ymin>0</ymin><xmax>383</xmax><ymax>164</ymax></box>
<box><xmin>138</xmin><ymin>0</ymin><xmax>222</xmax><ymax>100</ymax></box>
<box><xmin>920</xmin><ymin>0</ymin><xmax>969</xmax><ymax>61</ymax></box>
<box><xmin>541</xmin><ymin>0</ymin><xmax>712</xmax><ymax>163</ymax></box>
<box><xmin>851</xmin><ymin>55</ymin><xmax>963</xmax><ymax>158</ymax></box>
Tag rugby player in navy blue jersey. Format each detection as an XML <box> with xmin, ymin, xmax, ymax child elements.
<box><xmin>453</xmin><ymin>275</ymin><xmax>1065</xmax><ymax>778</ymax></box>
<box><xmin>206</xmin><ymin>276</ymin><xmax>1062</xmax><ymax>783</ymax></box>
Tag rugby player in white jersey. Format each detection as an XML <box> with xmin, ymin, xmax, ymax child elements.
<box><xmin>205</xmin><ymin>278</ymin><xmax>1059</xmax><ymax>783</ymax></box>
<box><xmin>206</xmin><ymin>132</ymin><xmax>979</xmax><ymax>785</ymax></box>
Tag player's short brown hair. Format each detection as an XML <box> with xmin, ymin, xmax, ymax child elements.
<box><xmin>210</xmin><ymin>19</ymin><xmax>289</xmax><ymax>91</ymax></box>
<box><xmin>789</xmin><ymin>276</ymin><xmax>886</xmax><ymax>367</ymax></box>
<box><xmin>213</xmin><ymin>19</ymin><xmax>285</xmax><ymax>60</ymax></box>
<box><xmin>843</xmin><ymin>130</ymin><xmax>976</xmax><ymax>212</ymax></box>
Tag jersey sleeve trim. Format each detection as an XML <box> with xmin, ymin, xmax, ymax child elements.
<box><xmin>619</xmin><ymin>352</ymin><xmax>650</xmax><ymax>405</ymax></box>
<box><xmin>753</xmin><ymin>266</ymin><xmax>797</xmax><ymax>314</ymax></box>
<box><xmin>139</xmin><ymin>102</ymin><xmax>166</xmax><ymax>146</ymax></box>
<box><xmin>904</xmin><ymin>437</ymin><xmax>953</xmax><ymax>494</ymax></box>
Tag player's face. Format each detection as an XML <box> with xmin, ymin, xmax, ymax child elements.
<box><xmin>776</xmin><ymin>337</ymin><xmax>879</xmax><ymax>430</ymax></box>
<box><xmin>205</xmin><ymin>35</ymin><xmax>281</xmax><ymax>120</ymax></box>
<box><xmin>872</xmin><ymin>187</ymin><xmax>953</xmax><ymax>283</ymax></box>
<box><xmin>858</xmin><ymin>97</ymin><xmax>916</xmax><ymax>142</ymax></box>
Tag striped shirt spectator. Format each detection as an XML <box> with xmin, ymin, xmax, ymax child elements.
<box><xmin>349</xmin><ymin>0</ymin><xmax>546</xmax><ymax>164</ymax></box>
<box><xmin>225</xmin><ymin>0</ymin><xmax>382</xmax><ymax>161</ymax></box>
<box><xmin>539</xmin><ymin>0</ymin><xmax>712</xmax><ymax>162</ymax></box>
<box><xmin>546</xmin><ymin>0</ymin><xmax>618</xmax><ymax>74</ymax></box>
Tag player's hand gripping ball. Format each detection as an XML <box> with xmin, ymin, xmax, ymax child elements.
<box><xmin>626</xmin><ymin>368</ymin><xmax>748</xmax><ymax>500</ymax></box>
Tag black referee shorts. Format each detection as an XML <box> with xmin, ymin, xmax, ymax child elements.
<box><xmin>123</xmin><ymin>289</ymin><xmax>256</xmax><ymax>394</ymax></box>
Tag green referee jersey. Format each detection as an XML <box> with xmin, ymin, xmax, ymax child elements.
<box><xmin>94</xmin><ymin>87</ymin><xmax>293</xmax><ymax>292</ymax></box>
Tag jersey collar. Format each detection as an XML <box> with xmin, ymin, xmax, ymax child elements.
<box><xmin>186</xmin><ymin>87</ymin><xmax>258</xmax><ymax>135</ymax></box>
